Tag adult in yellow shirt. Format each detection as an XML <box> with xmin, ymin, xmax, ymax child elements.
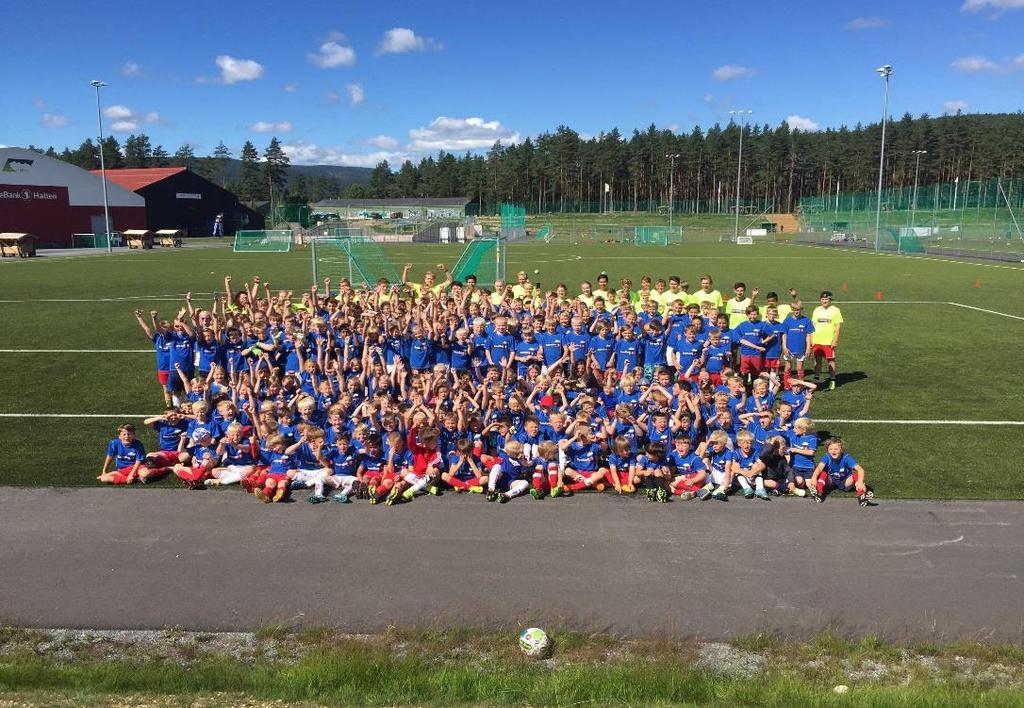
<box><xmin>810</xmin><ymin>290</ymin><xmax>843</xmax><ymax>390</ymax></box>
<box><xmin>511</xmin><ymin>271</ymin><xmax>533</xmax><ymax>299</ymax></box>
<box><xmin>658</xmin><ymin>276</ymin><xmax>690</xmax><ymax>310</ymax></box>
<box><xmin>690</xmin><ymin>274</ymin><xmax>724</xmax><ymax>311</ymax></box>
<box><xmin>401</xmin><ymin>263</ymin><xmax>451</xmax><ymax>301</ymax></box>
<box><xmin>725</xmin><ymin>282</ymin><xmax>760</xmax><ymax>329</ymax></box>
<box><xmin>577</xmin><ymin>280</ymin><xmax>596</xmax><ymax>309</ymax></box>
<box><xmin>759</xmin><ymin>288</ymin><xmax>799</xmax><ymax>321</ymax></box>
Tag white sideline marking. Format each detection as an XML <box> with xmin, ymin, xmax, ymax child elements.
<box><xmin>948</xmin><ymin>302</ymin><xmax>1024</xmax><ymax>321</ymax></box>
<box><xmin>0</xmin><ymin>291</ymin><xmax>217</xmax><ymax>304</ymax></box>
<box><xmin>0</xmin><ymin>349</ymin><xmax>151</xmax><ymax>353</ymax></box>
<box><xmin>784</xmin><ymin>241</ymin><xmax>1024</xmax><ymax>271</ymax></box>
<box><xmin>818</xmin><ymin>419</ymin><xmax>1024</xmax><ymax>426</ymax></box>
<box><xmin>1</xmin><ymin>413</ymin><xmax>1021</xmax><ymax>425</ymax></box>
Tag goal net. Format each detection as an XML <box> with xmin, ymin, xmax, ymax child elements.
<box><xmin>233</xmin><ymin>230</ymin><xmax>292</xmax><ymax>253</ymax></box>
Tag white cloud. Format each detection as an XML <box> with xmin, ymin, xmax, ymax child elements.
<box><xmin>847</xmin><ymin>16</ymin><xmax>889</xmax><ymax>29</ymax></box>
<box><xmin>367</xmin><ymin>135</ymin><xmax>399</xmax><ymax>149</ymax></box>
<box><xmin>308</xmin><ymin>40</ymin><xmax>356</xmax><ymax>68</ymax></box>
<box><xmin>41</xmin><ymin>113</ymin><xmax>68</xmax><ymax>128</ymax></box>
<box><xmin>375</xmin><ymin>27</ymin><xmax>441</xmax><ymax>55</ymax></box>
<box><xmin>111</xmin><ymin>120</ymin><xmax>141</xmax><ymax>132</ymax></box>
<box><xmin>283</xmin><ymin>82</ymin><xmax>297</xmax><ymax>93</ymax></box>
<box><xmin>33</xmin><ymin>98</ymin><xmax>46</xmax><ymax>109</ymax></box>
<box><xmin>347</xmin><ymin>82</ymin><xmax>364</xmax><ymax>105</ymax></box>
<box><xmin>215</xmin><ymin>55</ymin><xmax>264</xmax><ymax>84</ymax></box>
<box><xmin>785</xmin><ymin>114</ymin><xmax>820</xmax><ymax>132</ymax></box>
<box><xmin>144</xmin><ymin>111</ymin><xmax>161</xmax><ymax>124</ymax></box>
<box><xmin>712</xmin><ymin>64</ymin><xmax>752</xmax><ymax>81</ymax></box>
<box><xmin>121</xmin><ymin>62</ymin><xmax>143</xmax><ymax>77</ymax></box>
<box><xmin>962</xmin><ymin>0</ymin><xmax>1024</xmax><ymax>14</ymax></box>
<box><xmin>282</xmin><ymin>140</ymin><xmax>411</xmax><ymax>167</ymax></box>
<box><xmin>951</xmin><ymin>53</ymin><xmax>1024</xmax><ymax>72</ymax></box>
<box><xmin>249</xmin><ymin>121</ymin><xmax>293</xmax><ymax>133</ymax></box>
<box><xmin>104</xmin><ymin>104</ymin><xmax>134</xmax><ymax>119</ymax></box>
<box><xmin>943</xmin><ymin>100</ymin><xmax>970</xmax><ymax>114</ymax></box>
<box><xmin>408</xmin><ymin>116</ymin><xmax>520</xmax><ymax>151</ymax></box>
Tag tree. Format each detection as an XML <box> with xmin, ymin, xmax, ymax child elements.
<box><xmin>369</xmin><ymin>160</ymin><xmax>394</xmax><ymax>198</ymax></box>
<box><xmin>238</xmin><ymin>140</ymin><xmax>265</xmax><ymax>202</ymax></box>
<box><xmin>123</xmin><ymin>133</ymin><xmax>152</xmax><ymax>168</ymax></box>
<box><xmin>68</xmin><ymin>139</ymin><xmax>99</xmax><ymax>169</ymax></box>
<box><xmin>212</xmin><ymin>141</ymin><xmax>232</xmax><ymax>186</ymax></box>
<box><xmin>151</xmin><ymin>145</ymin><xmax>170</xmax><ymax>167</ymax></box>
<box><xmin>100</xmin><ymin>136</ymin><xmax>124</xmax><ymax>169</ymax></box>
<box><xmin>172</xmin><ymin>143</ymin><xmax>195</xmax><ymax>168</ymax></box>
<box><xmin>262</xmin><ymin>137</ymin><xmax>290</xmax><ymax>198</ymax></box>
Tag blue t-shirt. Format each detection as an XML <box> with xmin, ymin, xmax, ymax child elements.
<box><xmin>607</xmin><ymin>451</ymin><xmax>636</xmax><ymax>470</ymax></box>
<box><xmin>613</xmin><ymin>338</ymin><xmax>640</xmax><ymax>372</ymax></box>
<box><xmin>668</xmin><ymin>450</ymin><xmax>706</xmax><ymax>476</ymax></box>
<box><xmin>566</xmin><ymin>441</ymin><xmax>600</xmax><ymax>471</ymax></box>
<box><xmin>221</xmin><ymin>441</ymin><xmax>256</xmax><ymax>466</ymax></box>
<box><xmin>152</xmin><ymin>418</ymin><xmax>188</xmax><ymax>452</ymax></box>
<box><xmin>734</xmin><ymin>320</ymin><xmax>768</xmax><ymax>357</ymax></box>
<box><xmin>409</xmin><ymin>336</ymin><xmax>433</xmax><ymax>370</ymax></box>
<box><xmin>706</xmin><ymin>447</ymin><xmax>734</xmax><ymax>476</ymax></box>
<box><xmin>782</xmin><ymin>315</ymin><xmax>813</xmax><ymax>357</ymax></box>
<box><xmin>788</xmin><ymin>431</ymin><xmax>818</xmax><ymax>471</ymax></box>
<box><xmin>324</xmin><ymin>447</ymin><xmax>359</xmax><ymax>476</ymax></box>
<box><xmin>762</xmin><ymin>321</ymin><xmax>785</xmax><ymax>359</ymax></box>
<box><xmin>673</xmin><ymin>337</ymin><xmax>703</xmax><ymax>373</ymax></box>
<box><xmin>641</xmin><ymin>332</ymin><xmax>668</xmax><ymax>366</ymax></box>
<box><xmin>565</xmin><ymin>330</ymin><xmax>591</xmax><ymax>362</ymax></box>
<box><xmin>106</xmin><ymin>438</ymin><xmax>146</xmax><ymax>468</ymax></box>
<box><xmin>732</xmin><ymin>445</ymin><xmax>763</xmax><ymax>472</ymax></box>
<box><xmin>704</xmin><ymin>343</ymin><xmax>730</xmax><ymax>373</ymax></box>
<box><xmin>152</xmin><ymin>332</ymin><xmax>172</xmax><ymax>372</ymax></box>
<box><xmin>588</xmin><ymin>335</ymin><xmax>615</xmax><ymax>369</ymax></box>
<box><xmin>537</xmin><ymin>332</ymin><xmax>565</xmax><ymax>366</ymax></box>
<box><xmin>822</xmin><ymin>452</ymin><xmax>859</xmax><ymax>482</ymax></box>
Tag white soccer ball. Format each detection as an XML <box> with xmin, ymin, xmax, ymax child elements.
<box><xmin>833</xmin><ymin>684</ymin><xmax>849</xmax><ymax>695</ymax></box>
<box><xmin>518</xmin><ymin>627</ymin><xmax>552</xmax><ymax>658</ymax></box>
<box><xmin>533</xmin><ymin>269</ymin><xmax>540</xmax><ymax>274</ymax></box>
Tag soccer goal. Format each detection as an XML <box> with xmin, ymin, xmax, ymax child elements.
<box><xmin>451</xmin><ymin>237</ymin><xmax>506</xmax><ymax>286</ymax></box>
<box><xmin>592</xmin><ymin>224</ymin><xmax>619</xmax><ymax>242</ymax></box>
<box><xmin>311</xmin><ymin>234</ymin><xmax>402</xmax><ymax>288</ymax></box>
<box><xmin>233</xmin><ymin>230</ymin><xmax>292</xmax><ymax>253</ymax></box>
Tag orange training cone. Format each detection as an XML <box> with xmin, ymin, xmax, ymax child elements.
<box><xmin>974</xmin><ymin>278</ymin><xmax>981</xmax><ymax>289</ymax></box>
<box><xmin>841</xmin><ymin>281</ymin><xmax>848</xmax><ymax>291</ymax></box>
<box><xmin>875</xmin><ymin>291</ymin><xmax>883</xmax><ymax>301</ymax></box>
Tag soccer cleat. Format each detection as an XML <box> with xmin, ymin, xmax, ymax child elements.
<box><xmin>272</xmin><ymin>487</ymin><xmax>287</xmax><ymax>503</ymax></box>
<box><xmin>204</xmin><ymin>478</ymin><xmax>221</xmax><ymax>487</ymax></box>
<box><xmin>529</xmin><ymin>487</ymin><xmax>543</xmax><ymax>500</ymax></box>
<box><xmin>332</xmin><ymin>493</ymin><xmax>351</xmax><ymax>504</ymax></box>
<box><xmin>468</xmin><ymin>485</ymin><xmax>484</xmax><ymax>494</ymax></box>
<box><xmin>811</xmin><ymin>491</ymin><xmax>824</xmax><ymax>503</ymax></box>
<box><xmin>622</xmin><ymin>484</ymin><xmax>635</xmax><ymax>494</ymax></box>
<box><xmin>858</xmin><ymin>493</ymin><xmax>869</xmax><ymax>507</ymax></box>
<box><xmin>486</xmin><ymin>491</ymin><xmax>500</xmax><ymax>502</ymax></box>
<box><xmin>498</xmin><ymin>493</ymin><xmax>510</xmax><ymax>504</ymax></box>
<box><xmin>712</xmin><ymin>486</ymin><xmax>728</xmax><ymax>502</ymax></box>
<box><xmin>428</xmin><ymin>484</ymin><xmax>440</xmax><ymax>496</ymax></box>
<box><xmin>369</xmin><ymin>494</ymin><xmax>379</xmax><ymax>505</ymax></box>
<box><xmin>289</xmin><ymin>480</ymin><xmax>305</xmax><ymax>490</ymax></box>
<box><xmin>549</xmin><ymin>486</ymin><xmax>562</xmax><ymax>498</ymax></box>
<box><xmin>679</xmin><ymin>491</ymin><xmax>696</xmax><ymax>501</ymax></box>
<box><xmin>307</xmin><ymin>494</ymin><xmax>327</xmax><ymax>504</ymax></box>
<box><xmin>367</xmin><ymin>483</ymin><xmax>377</xmax><ymax>499</ymax></box>
<box><xmin>385</xmin><ymin>487</ymin><xmax>401</xmax><ymax>506</ymax></box>
<box><xmin>645</xmin><ymin>487</ymin><xmax>657</xmax><ymax>502</ymax></box>
<box><xmin>254</xmin><ymin>488</ymin><xmax>269</xmax><ymax>503</ymax></box>
<box><xmin>792</xmin><ymin>487</ymin><xmax>807</xmax><ymax>497</ymax></box>
<box><xmin>755</xmin><ymin>489</ymin><xmax>771</xmax><ymax>501</ymax></box>
<box><xmin>743</xmin><ymin>489</ymin><xmax>755</xmax><ymax>499</ymax></box>
<box><xmin>656</xmin><ymin>487</ymin><xmax>669</xmax><ymax>503</ymax></box>
<box><xmin>402</xmin><ymin>489</ymin><xmax>415</xmax><ymax>502</ymax></box>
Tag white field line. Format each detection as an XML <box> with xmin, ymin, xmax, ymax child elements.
<box><xmin>0</xmin><ymin>349</ymin><xmax>151</xmax><ymax>353</ymax></box>
<box><xmin>947</xmin><ymin>302</ymin><xmax>1024</xmax><ymax>321</ymax></box>
<box><xmin>0</xmin><ymin>291</ymin><xmax>218</xmax><ymax>304</ymax></box>
<box><xmin>783</xmin><ymin>241</ymin><xmax>1024</xmax><ymax>271</ymax></box>
<box><xmin>839</xmin><ymin>300</ymin><xmax>1023</xmax><ymax>320</ymax></box>
<box><xmin>817</xmin><ymin>419</ymin><xmax>1024</xmax><ymax>426</ymax></box>
<box><xmin>0</xmin><ymin>413</ymin><xmax>1021</xmax><ymax>425</ymax></box>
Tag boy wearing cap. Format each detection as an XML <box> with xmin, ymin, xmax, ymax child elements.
<box><xmin>810</xmin><ymin>291</ymin><xmax>844</xmax><ymax>390</ymax></box>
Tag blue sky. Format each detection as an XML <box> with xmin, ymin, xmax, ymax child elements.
<box><xmin>3</xmin><ymin>0</ymin><xmax>1022</xmax><ymax>166</ymax></box>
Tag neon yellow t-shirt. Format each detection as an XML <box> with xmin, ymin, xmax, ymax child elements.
<box><xmin>726</xmin><ymin>297</ymin><xmax>752</xmax><ymax>328</ymax></box>
<box><xmin>760</xmin><ymin>303</ymin><xmax>792</xmax><ymax>321</ymax></box>
<box><xmin>810</xmin><ymin>305</ymin><xmax>843</xmax><ymax>345</ymax></box>
<box><xmin>659</xmin><ymin>289</ymin><xmax>689</xmax><ymax>309</ymax></box>
<box><xmin>692</xmin><ymin>289</ymin><xmax>723</xmax><ymax>310</ymax></box>
<box><xmin>576</xmin><ymin>293</ymin><xmax>595</xmax><ymax>309</ymax></box>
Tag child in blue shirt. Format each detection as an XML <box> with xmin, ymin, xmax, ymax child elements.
<box><xmin>810</xmin><ymin>436</ymin><xmax>874</xmax><ymax>506</ymax></box>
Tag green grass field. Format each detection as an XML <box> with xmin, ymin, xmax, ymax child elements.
<box><xmin>1</xmin><ymin>235</ymin><xmax>1022</xmax><ymax>497</ymax></box>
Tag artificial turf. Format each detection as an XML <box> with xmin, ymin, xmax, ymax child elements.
<box><xmin>0</xmin><ymin>235</ymin><xmax>1021</xmax><ymax>496</ymax></box>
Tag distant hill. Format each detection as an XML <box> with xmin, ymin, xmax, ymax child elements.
<box><xmin>204</xmin><ymin>158</ymin><xmax>371</xmax><ymax>188</ymax></box>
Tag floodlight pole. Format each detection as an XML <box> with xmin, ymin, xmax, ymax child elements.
<box><xmin>910</xmin><ymin>149</ymin><xmax>927</xmax><ymax>230</ymax></box>
<box><xmin>874</xmin><ymin>65</ymin><xmax>893</xmax><ymax>252</ymax></box>
<box><xmin>952</xmin><ymin>176</ymin><xmax>959</xmax><ymax>211</ymax></box>
<box><xmin>91</xmin><ymin>80</ymin><xmax>112</xmax><ymax>253</ymax></box>
<box><xmin>666</xmin><ymin>153</ymin><xmax>680</xmax><ymax>231</ymax></box>
<box><xmin>730</xmin><ymin>110</ymin><xmax>752</xmax><ymax>242</ymax></box>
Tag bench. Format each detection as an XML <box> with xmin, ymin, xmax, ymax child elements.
<box><xmin>155</xmin><ymin>229</ymin><xmax>184</xmax><ymax>248</ymax></box>
<box><xmin>0</xmin><ymin>233</ymin><xmax>37</xmax><ymax>258</ymax></box>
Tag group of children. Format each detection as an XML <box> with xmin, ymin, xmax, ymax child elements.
<box><xmin>99</xmin><ymin>267</ymin><xmax>873</xmax><ymax>507</ymax></box>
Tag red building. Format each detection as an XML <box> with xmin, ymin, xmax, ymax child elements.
<box><xmin>0</xmin><ymin>147</ymin><xmax>146</xmax><ymax>248</ymax></box>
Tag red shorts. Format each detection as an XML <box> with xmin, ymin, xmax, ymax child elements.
<box><xmin>708</xmin><ymin>373</ymin><xmax>723</xmax><ymax>385</ymax></box>
<box><xmin>763</xmin><ymin>358</ymin><xmax>780</xmax><ymax>369</ymax></box>
<box><xmin>577</xmin><ymin>469</ymin><xmax>606</xmax><ymax>479</ymax></box>
<box><xmin>109</xmin><ymin>464</ymin><xmax>148</xmax><ymax>485</ymax></box>
<box><xmin>812</xmin><ymin>344</ymin><xmax>835</xmax><ymax>360</ymax></box>
<box><xmin>157</xmin><ymin>371</ymin><xmax>170</xmax><ymax>385</ymax></box>
<box><xmin>147</xmin><ymin>450</ymin><xmax>180</xmax><ymax>467</ymax></box>
<box><xmin>739</xmin><ymin>355</ymin><xmax>764</xmax><ymax>375</ymax></box>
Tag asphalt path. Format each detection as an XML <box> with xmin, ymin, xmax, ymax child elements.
<box><xmin>1</xmin><ymin>488</ymin><xmax>1021</xmax><ymax>641</ymax></box>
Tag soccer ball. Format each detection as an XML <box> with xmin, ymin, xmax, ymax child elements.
<box><xmin>518</xmin><ymin>627</ymin><xmax>552</xmax><ymax>658</ymax></box>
